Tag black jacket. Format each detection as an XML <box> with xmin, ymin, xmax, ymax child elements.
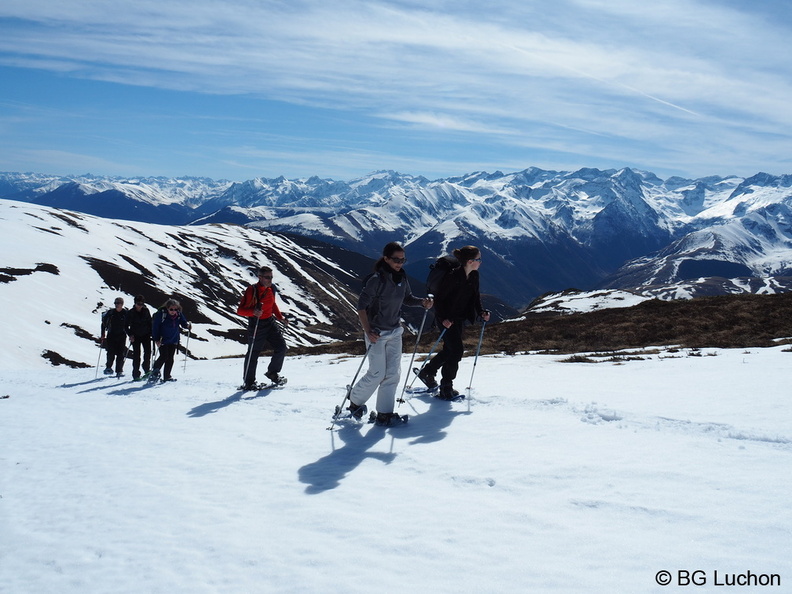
<box><xmin>126</xmin><ymin>305</ymin><xmax>152</xmax><ymax>338</ymax></box>
<box><xmin>101</xmin><ymin>308</ymin><xmax>129</xmax><ymax>339</ymax></box>
<box><xmin>434</xmin><ymin>267</ymin><xmax>483</xmax><ymax>324</ymax></box>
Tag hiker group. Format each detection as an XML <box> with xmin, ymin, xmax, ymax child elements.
<box><xmin>99</xmin><ymin>243</ymin><xmax>490</xmax><ymax>421</ymax></box>
<box><xmin>100</xmin><ymin>296</ymin><xmax>191</xmax><ymax>382</ymax></box>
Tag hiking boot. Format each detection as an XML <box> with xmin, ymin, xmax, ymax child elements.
<box><xmin>374</xmin><ymin>412</ymin><xmax>407</xmax><ymax>426</ymax></box>
<box><xmin>347</xmin><ymin>401</ymin><xmax>367</xmax><ymax>420</ymax></box>
<box><xmin>103</xmin><ymin>368</ymin><xmax>114</xmax><ymax>375</ymax></box>
<box><xmin>265</xmin><ymin>371</ymin><xmax>286</xmax><ymax>385</ymax></box>
<box><xmin>418</xmin><ymin>367</ymin><xmax>438</xmax><ymax>390</ymax></box>
<box><xmin>437</xmin><ymin>382</ymin><xmax>459</xmax><ymax>401</ymax></box>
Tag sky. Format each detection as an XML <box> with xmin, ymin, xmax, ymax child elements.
<box><xmin>1</xmin><ymin>0</ymin><xmax>792</xmax><ymax>182</ymax></box>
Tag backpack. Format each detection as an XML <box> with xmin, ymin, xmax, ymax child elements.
<box><xmin>361</xmin><ymin>271</ymin><xmax>387</xmax><ymax>318</ymax></box>
<box><xmin>426</xmin><ymin>255</ymin><xmax>459</xmax><ymax>297</ymax></box>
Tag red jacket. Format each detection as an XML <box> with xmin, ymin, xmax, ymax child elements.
<box><xmin>237</xmin><ymin>284</ymin><xmax>284</xmax><ymax>320</ymax></box>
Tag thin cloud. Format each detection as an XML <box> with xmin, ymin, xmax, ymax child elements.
<box><xmin>1</xmin><ymin>0</ymin><xmax>791</xmax><ymax>179</ymax></box>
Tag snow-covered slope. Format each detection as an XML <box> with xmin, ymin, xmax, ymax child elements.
<box><xmin>0</xmin><ymin>199</ymin><xmax>367</xmax><ymax>369</ymax></box>
<box><xmin>1</xmin><ymin>346</ymin><xmax>790</xmax><ymax>592</ymax></box>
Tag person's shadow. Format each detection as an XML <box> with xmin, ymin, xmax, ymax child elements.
<box><xmin>298</xmin><ymin>424</ymin><xmax>394</xmax><ymax>494</ymax></box>
<box><xmin>185</xmin><ymin>387</ymin><xmax>275</xmax><ymax>418</ymax></box>
<box><xmin>298</xmin><ymin>395</ymin><xmax>470</xmax><ymax>494</ymax></box>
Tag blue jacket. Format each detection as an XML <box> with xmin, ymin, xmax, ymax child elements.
<box><xmin>152</xmin><ymin>309</ymin><xmax>189</xmax><ymax>345</ymax></box>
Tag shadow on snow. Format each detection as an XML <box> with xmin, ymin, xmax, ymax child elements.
<box><xmin>298</xmin><ymin>394</ymin><xmax>470</xmax><ymax>494</ymax></box>
<box><xmin>185</xmin><ymin>387</ymin><xmax>277</xmax><ymax>417</ymax></box>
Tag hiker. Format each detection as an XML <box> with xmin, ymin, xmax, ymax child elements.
<box><xmin>149</xmin><ymin>298</ymin><xmax>191</xmax><ymax>382</ymax></box>
<box><xmin>100</xmin><ymin>297</ymin><xmax>129</xmax><ymax>377</ymax></box>
<box><xmin>237</xmin><ymin>266</ymin><xmax>288</xmax><ymax>389</ymax></box>
<box><xmin>418</xmin><ymin>245</ymin><xmax>490</xmax><ymax>400</ymax></box>
<box><xmin>347</xmin><ymin>242</ymin><xmax>433</xmax><ymax>426</ymax></box>
<box><xmin>126</xmin><ymin>295</ymin><xmax>152</xmax><ymax>380</ymax></box>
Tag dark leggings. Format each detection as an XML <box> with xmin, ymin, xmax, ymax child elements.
<box><xmin>423</xmin><ymin>322</ymin><xmax>465</xmax><ymax>384</ymax></box>
<box><xmin>153</xmin><ymin>343</ymin><xmax>178</xmax><ymax>380</ymax></box>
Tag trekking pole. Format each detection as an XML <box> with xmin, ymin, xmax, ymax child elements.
<box><xmin>242</xmin><ymin>315</ymin><xmax>261</xmax><ymax>385</ymax></box>
<box><xmin>327</xmin><ymin>343</ymin><xmax>373</xmax><ymax>431</ymax></box>
<box><xmin>95</xmin><ymin>340</ymin><xmax>103</xmax><ymax>378</ymax></box>
<box><xmin>182</xmin><ymin>328</ymin><xmax>190</xmax><ymax>372</ymax></box>
<box><xmin>397</xmin><ymin>298</ymin><xmax>431</xmax><ymax>404</ymax></box>
<box><xmin>119</xmin><ymin>336</ymin><xmax>127</xmax><ymax>376</ymax></box>
<box><xmin>465</xmin><ymin>321</ymin><xmax>487</xmax><ymax>407</ymax></box>
<box><xmin>405</xmin><ymin>326</ymin><xmax>447</xmax><ymax>392</ymax></box>
<box><xmin>149</xmin><ymin>341</ymin><xmax>159</xmax><ymax>380</ymax></box>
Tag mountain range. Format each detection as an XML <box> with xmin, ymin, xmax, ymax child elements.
<box><xmin>3</xmin><ymin>167</ymin><xmax>792</xmax><ymax>309</ymax></box>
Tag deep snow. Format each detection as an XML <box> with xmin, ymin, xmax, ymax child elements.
<box><xmin>1</xmin><ymin>345</ymin><xmax>790</xmax><ymax>593</ymax></box>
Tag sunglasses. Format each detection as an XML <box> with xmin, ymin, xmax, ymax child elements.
<box><xmin>471</xmin><ymin>258</ymin><xmax>482</xmax><ymax>262</ymax></box>
<box><xmin>389</xmin><ymin>257</ymin><xmax>407</xmax><ymax>264</ymax></box>
<box><xmin>259</xmin><ymin>275</ymin><xmax>273</xmax><ymax>279</ymax></box>
<box><xmin>168</xmin><ymin>307</ymin><xmax>179</xmax><ymax>312</ymax></box>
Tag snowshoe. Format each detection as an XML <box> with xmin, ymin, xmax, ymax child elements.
<box><xmin>405</xmin><ymin>385</ymin><xmax>439</xmax><ymax>396</ymax></box>
<box><xmin>369</xmin><ymin>411</ymin><xmax>408</xmax><ymax>427</ymax></box>
<box><xmin>239</xmin><ymin>378</ymin><xmax>287</xmax><ymax>391</ymax></box>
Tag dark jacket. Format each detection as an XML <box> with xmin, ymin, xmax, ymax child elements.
<box><xmin>126</xmin><ymin>305</ymin><xmax>152</xmax><ymax>338</ymax></box>
<box><xmin>358</xmin><ymin>264</ymin><xmax>423</xmax><ymax>331</ymax></box>
<box><xmin>101</xmin><ymin>308</ymin><xmax>129</xmax><ymax>339</ymax></box>
<box><xmin>152</xmin><ymin>309</ymin><xmax>189</xmax><ymax>345</ymax></box>
<box><xmin>434</xmin><ymin>267</ymin><xmax>484</xmax><ymax>324</ymax></box>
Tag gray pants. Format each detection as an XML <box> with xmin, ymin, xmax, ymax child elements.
<box><xmin>350</xmin><ymin>326</ymin><xmax>404</xmax><ymax>414</ymax></box>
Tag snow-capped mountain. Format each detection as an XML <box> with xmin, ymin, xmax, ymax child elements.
<box><xmin>603</xmin><ymin>173</ymin><xmax>792</xmax><ymax>289</ymax></box>
<box><xmin>4</xmin><ymin>167</ymin><xmax>792</xmax><ymax>308</ymax></box>
<box><xmin>0</xmin><ymin>172</ymin><xmax>233</xmax><ymax>224</ymax></box>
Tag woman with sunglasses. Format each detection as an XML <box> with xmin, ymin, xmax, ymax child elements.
<box><xmin>149</xmin><ymin>299</ymin><xmax>191</xmax><ymax>383</ymax></box>
<box><xmin>345</xmin><ymin>242</ymin><xmax>433</xmax><ymax>426</ymax></box>
<box><xmin>418</xmin><ymin>245</ymin><xmax>490</xmax><ymax>400</ymax></box>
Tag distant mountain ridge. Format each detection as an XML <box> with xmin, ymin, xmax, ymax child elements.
<box><xmin>3</xmin><ymin>167</ymin><xmax>792</xmax><ymax>308</ymax></box>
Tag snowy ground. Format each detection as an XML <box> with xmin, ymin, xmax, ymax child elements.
<box><xmin>1</xmin><ymin>346</ymin><xmax>790</xmax><ymax>593</ymax></box>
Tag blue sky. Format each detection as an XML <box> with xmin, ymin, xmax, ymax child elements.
<box><xmin>1</xmin><ymin>0</ymin><xmax>791</xmax><ymax>181</ymax></box>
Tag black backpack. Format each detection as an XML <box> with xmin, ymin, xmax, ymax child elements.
<box><xmin>426</xmin><ymin>255</ymin><xmax>459</xmax><ymax>296</ymax></box>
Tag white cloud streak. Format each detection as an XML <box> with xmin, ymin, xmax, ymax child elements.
<box><xmin>1</xmin><ymin>0</ymin><xmax>791</xmax><ymax>177</ymax></box>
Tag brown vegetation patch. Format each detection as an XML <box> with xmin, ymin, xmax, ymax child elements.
<box><xmin>292</xmin><ymin>292</ymin><xmax>792</xmax><ymax>357</ymax></box>
<box><xmin>41</xmin><ymin>350</ymin><xmax>91</xmax><ymax>368</ymax></box>
<box><xmin>484</xmin><ymin>292</ymin><xmax>792</xmax><ymax>354</ymax></box>
<box><xmin>0</xmin><ymin>263</ymin><xmax>60</xmax><ymax>283</ymax></box>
